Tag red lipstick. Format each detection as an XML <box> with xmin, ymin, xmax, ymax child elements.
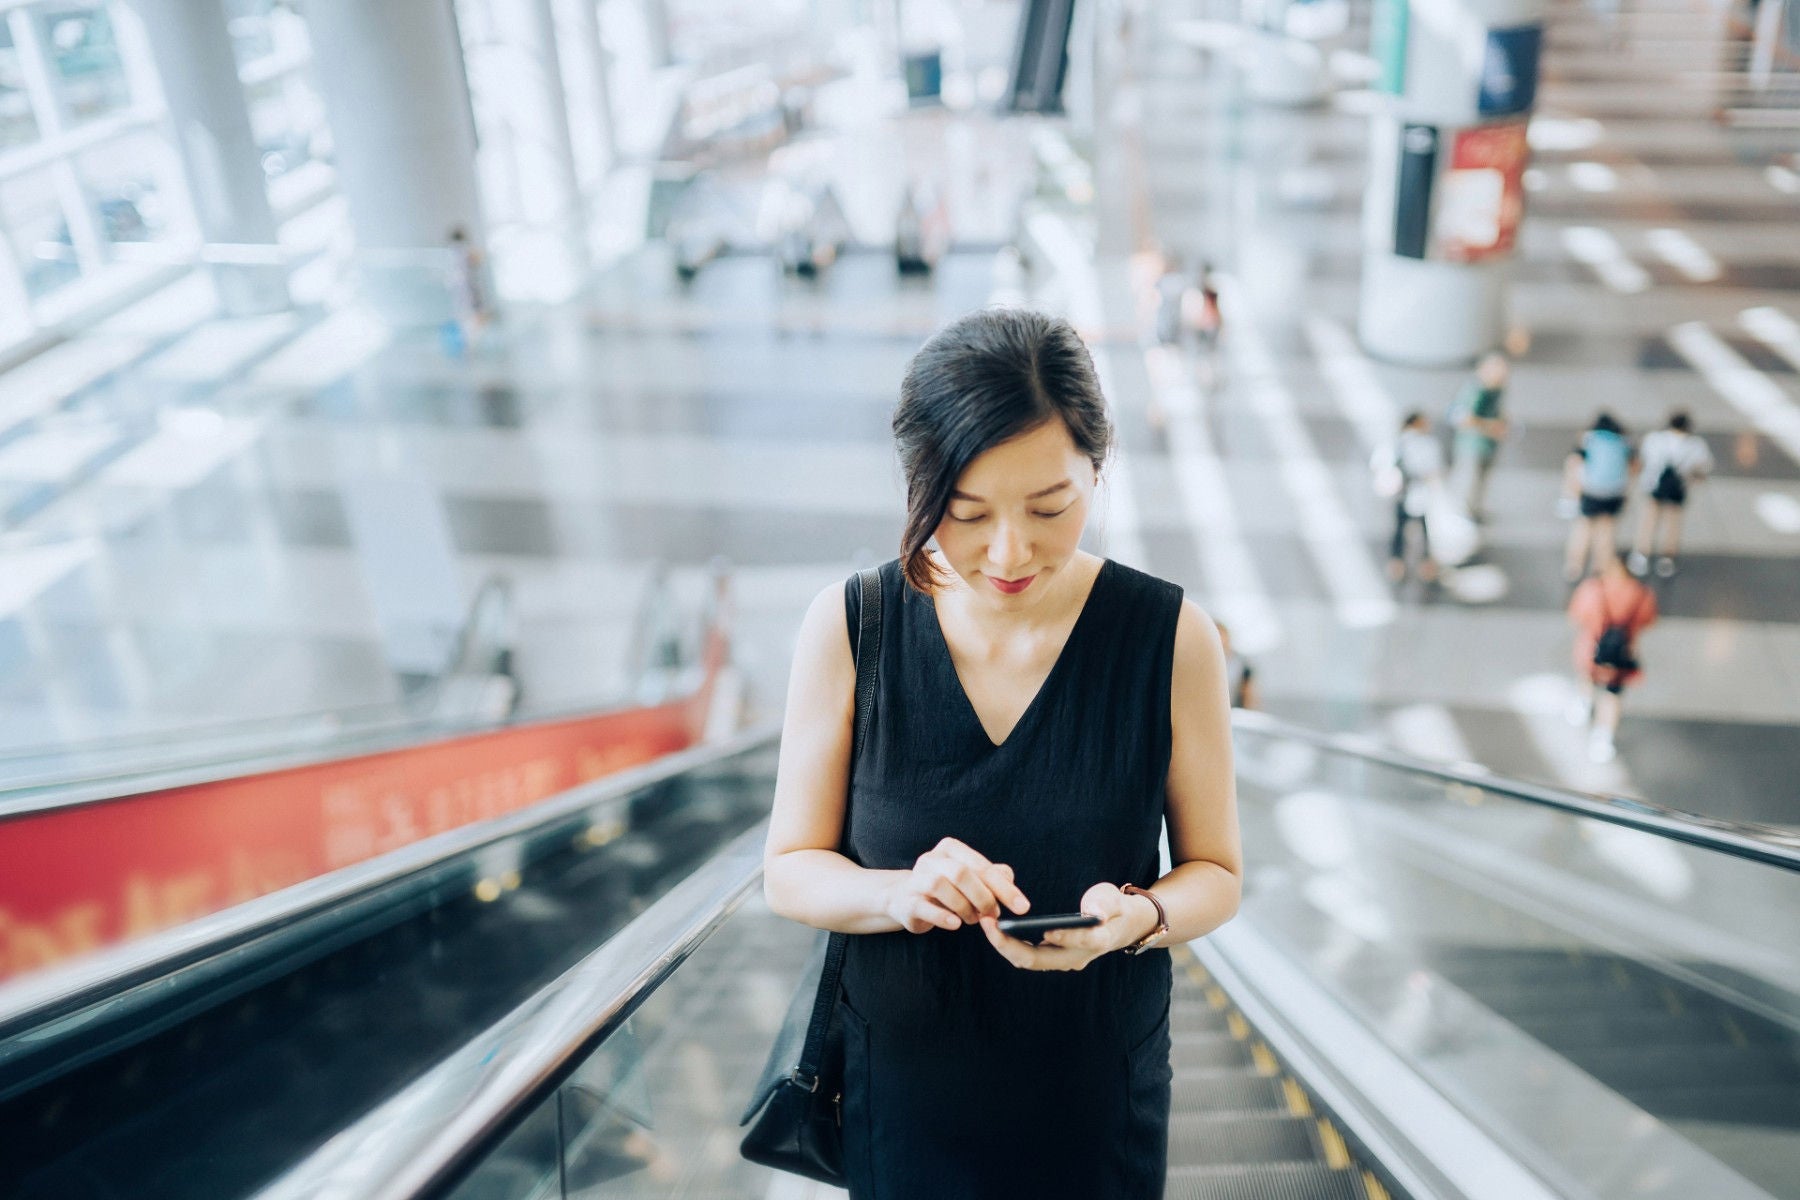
<box><xmin>988</xmin><ymin>574</ymin><xmax>1036</xmax><ymax>595</ymax></box>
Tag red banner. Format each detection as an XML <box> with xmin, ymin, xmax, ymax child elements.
<box><xmin>0</xmin><ymin>638</ymin><xmax>727</xmax><ymax>983</ymax></box>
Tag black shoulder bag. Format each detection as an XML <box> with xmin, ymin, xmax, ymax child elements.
<box><xmin>738</xmin><ymin>566</ymin><xmax>882</xmax><ymax>1184</ymax></box>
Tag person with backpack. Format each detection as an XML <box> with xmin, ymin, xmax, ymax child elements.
<box><xmin>1629</xmin><ymin>411</ymin><xmax>1714</xmax><ymax>578</ymax></box>
<box><xmin>1562</xmin><ymin>411</ymin><xmax>1636</xmax><ymax>581</ymax></box>
<box><xmin>1447</xmin><ymin>352</ymin><xmax>1510</xmax><ymax>521</ymax></box>
<box><xmin>1380</xmin><ymin>411</ymin><xmax>1446</xmax><ymax>583</ymax></box>
<box><xmin>1566</xmin><ymin>554</ymin><xmax>1658</xmax><ymax>763</ymax></box>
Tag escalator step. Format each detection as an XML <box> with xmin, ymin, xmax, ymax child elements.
<box><xmin>1173</xmin><ymin>1033</ymin><xmax>1258</xmax><ymax>1070</ymax></box>
<box><xmin>1173</xmin><ymin>1002</ymin><xmax>1236</xmax><ymax>1034</ymax></box>
<box><xmin>1173</xmin><ymin>1071</ymin><xmax>1290</xmax><ymax>1113</ymax></box>
<box><xmin>1165</xmin><ymin>1161</ymin><xmax>1370</xmax><ymax>1200</ymax></box>
<box><xmin>1167</xmin><ymin>1113</ymin><xmax>1322</xmax><ymax>1166</ymax></box>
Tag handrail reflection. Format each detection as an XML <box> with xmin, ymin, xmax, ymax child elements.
<box><xmin>1233</xmin><ymin>710</ymin><xmax>1800</xmax><ymax>872</ymax></box>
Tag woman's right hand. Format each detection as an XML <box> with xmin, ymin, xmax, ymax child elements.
<box><xmin>884</xmin><ymin>837</ymin><xmax>1031</xmax><ymax>933</ymax></box>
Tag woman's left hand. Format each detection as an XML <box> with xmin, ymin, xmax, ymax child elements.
<box><xmin>978</xmin><ymin>882</ymin><xmax>1157</xmax><ymax>972</ymax></box>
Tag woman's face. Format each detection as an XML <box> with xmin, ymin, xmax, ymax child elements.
<box><xmin>932</xmin><ymin>419</ymin><xmax>1097</xmax><ymax>609</ymax></box>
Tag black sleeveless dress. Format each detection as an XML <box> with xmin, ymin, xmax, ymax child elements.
<box><xmin>839</xmin><ymin>557</ymin><xmax>1181</xmax><ymax>1200</ymax></box>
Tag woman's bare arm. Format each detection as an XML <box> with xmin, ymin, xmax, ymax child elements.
<box><xmin>762</xmin><ymin>584</ymin><xmax>911</xmax><ymax>933</ymax></box>
<box><xmin>1139</xmin><ymin>600</ymin><xmax>1244</xmax><ymax>944</ymax></box>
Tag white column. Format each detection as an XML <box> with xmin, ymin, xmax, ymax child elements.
<box><xmin>485</xmin><ymin>0</ymin><xmax>589</xmax><ymax>297</ymax></box>
<box><xmin>1357</xmin><ymin>0</ymin><xmax>1549</xmax><ymax>365</ymax></box>
<box><xmin>127</xmin><ymin>0</ymin><xmax>290</xmax><ymax>315</ymax></box>
<box><xmin>639</xmin><ymin>0</ymin><xmax>673</xmax><ymax>68</ymax></box>
<box><xmin>552</xmin><ymin>0</ymin><xmax>616</xmax><ymax>200</ymax></box>
<box><xmin>303</xmin><ymin>0</ymin><xmax>487</xmax><ymax>325</ymax></box>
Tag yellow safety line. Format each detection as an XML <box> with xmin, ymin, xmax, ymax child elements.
<box><xmin>1206</xmin><ymin>985</ymin><xmax>1230</xmax><ymax>1011</ymax></box>
<box><xmin>1363</xmin><ymin>1170</ymin><xmax>1392</xmax><ymax>1200</ymax></box>
<box><xmin>1611</xmin><ymin>961</ymin><xmax>1631</xmax><ymax>989</ymax></box>
<box><xmin>1226</xmin><ymin>1011</ymin><xmax>1249</xmax><ymax>1041</ymax></box>
<box><xmin>1660</xmin><ymin>985</ymin><xmax>1684</xmax><ymax>1016</ymax></box>
<box><xmin>1282</xmin><ymin>1077</ymin><xmax>1313</xmax><ymax>1117</ymax></box>
<box><xmin>1317</xmin><ymin>1118</ymin><xmax>1352</xmax><ymax>1169</ymax></box>
<box><xmin>1251</xmin><ymin>1042</ymin><xmax>1278</xmax><ymax>1076</ymax></box>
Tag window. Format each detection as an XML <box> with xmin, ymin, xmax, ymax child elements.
<box><xmin>0</xmin><ymin>169</ymin><xmax>82</xmax><ymax>299</ymax></box>
<box><xmin>75</xmin><ymin>130</ymin><xmax>182</xmax><ymax>257</ymax></box>
<box><xmin>36</xmin><ymin>4</ymin><xmax>132</xmax><ymax>125</ymax></box>
<box><xmin>0</xmin><ymin>24</ymin><xmax>39</xmax><ymax>150</ymax></box>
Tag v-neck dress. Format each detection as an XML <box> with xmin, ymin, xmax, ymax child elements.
<box><xmin>837</xmin><ymin>557</ymin><xmax>1183</xmax><ymax>1200</ymax></box>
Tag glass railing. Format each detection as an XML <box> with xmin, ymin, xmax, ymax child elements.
<box><xmin>0</xmin><ymin>564</ymin><xmax>723</xmax><ymax>803</ymax></box>
<box><xmin>1221</xmin><ymin>713</ymin><xmax>1800</xmax><ymax>1200</ymax></box>
<box><xmin>0</xmin><ymin>732</ymin><xmax>783</xmax><ymax>1200</ymax></box>
<box><xmin>253</xmin><ymin>715</ymin><xmax>1800</xmax><ymax>1200</ymax></box>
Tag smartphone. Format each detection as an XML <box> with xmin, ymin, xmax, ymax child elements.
<box><xmin>995</xmin><ymin>912</ymin><xmax>1101</xmax><ymax>943</ymax></box>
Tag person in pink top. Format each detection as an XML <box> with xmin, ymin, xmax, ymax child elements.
<box><xmin>1566</xmin><ymin>555</ymin><xmax>1658</xmax><ymax>763</ymax></box>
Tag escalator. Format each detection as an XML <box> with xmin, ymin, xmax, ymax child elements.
<box><xmin>0</xmin><ymin>732</ymin><xmax>781</xmax><ymax>1200</ymax></box>
<box><xmin>8</xmin><ymin>713</ymin><xmax>1799</xmax><ymax>1200</ymax></box>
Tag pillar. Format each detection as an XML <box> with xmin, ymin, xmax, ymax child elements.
<box><xmin>1358</xmin><ymin>0</ymin><xmax>1548</xmax><ymax>365</ymax></box>
<box><xmin>486</xmin><ymin>0</ymin><xmax>589</xmax><ymax>298</ymax></box>
<box><xmin>128</xmin><ymin>0</ymin><xmax>289</xmax><ymax>314</ymax></box>
<box><xmin>552</xmin><ymin>0</ymin><xmax>616</xmax><ymax>199</ymax></box>
<box><xmin>304</xmin><ymin>0</ymin><xmax>487</xmax><ymax>325</ymax></box>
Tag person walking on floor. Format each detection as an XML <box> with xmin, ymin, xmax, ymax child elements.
<box><xmin>1216</xmin><ymin>621</ymin><xmax>1258</xmax><ymax>709</ymax></box>
<box><xmin>1153</xmin><ymin>253</ymin><xmax>1189</xmax><ymax>347</ymax></box>
<box><xmin>1562</xmin><ymin>411</ymin><xmax>1635</xmax><ymax>581</ymax></box>
<box><xmin>1447</xmin><ymin>352</ymin><xmax>1510</xmax><ymax>521</ymax></box>
<box><xmin>1381</xmin><ymin>411</ymin><xmax>1446</xmax><ymax>583</ymax></box>
<box><xmin>1566</xmin><ymin>554</ymin><xmax>1658</xmax><ymax>763</ymax></box>
<box><xmin>1629</xmin><ymin>410</ymin><xmax>1714</xmax><ymax>578</ymax></box>
<box><xmin>763</xmin><ymin>308</ymin><xmax>1243</xmax><ymax>1200</ymax></box>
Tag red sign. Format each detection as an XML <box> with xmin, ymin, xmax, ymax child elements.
<box><xmin>1434</xmin><ymin>121</ymin><xmax>1531</xmax><ymax>263</ymax></box>
<box><xmin>0</xmin><ymin>634</ymin><xmax>727</xmax><ymax>982</ymax></box>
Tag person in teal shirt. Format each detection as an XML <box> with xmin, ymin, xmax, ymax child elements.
<box><xmin>1447</xmin><ymin>352</ymin><xmax>1510</xmax><ymax>521</ymax></box>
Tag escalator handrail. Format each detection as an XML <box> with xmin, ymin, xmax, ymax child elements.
<box><xmin>253</xmin><ymin>821</ymin><xmax>771</xmax><ymax>1200</ymax></box>
<box><xmin>1233</xmin><ymin>709</ymin><xmax>1800</xmax><ymax>872</ymax></box>
<box><xmin>0</xmin><ymin>723</ymin><xmax>781</xmax><ymax>1042</ymax></box>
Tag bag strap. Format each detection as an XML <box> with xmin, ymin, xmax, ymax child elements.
<box><xmin>793</xmin><ymin>566</ymin><xmax>882</xmax><ymax>1091</ymax></box>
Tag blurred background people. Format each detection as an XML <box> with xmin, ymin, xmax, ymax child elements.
<box><xmin>1382</xmin><ymin>411</ymin><xmax>1445</xmax><ymax>584</ymax></box>
<box><xmin>1630</xmin><ymin>411</ymin><xmax>1714</xmax><ymax>577</ymax></box>
<box><xmin>1562</xmin><ymin>411</ymin><xmax>1635</xmax><ymax>581</ymax></box>
<box><xmin>1154</xmin><ymin>252</ymin><xmax>1189</xmax><ymax>346</ymax></box>
<box><xmin>1567</xmin><ymin>555</ymin><xmax>1659</xmax><ymax>763</ymax></box>
<box><xmin>1217</xmin><ymin>622</ymin><xmax>1257</xmax><ymax>710</ymax></box>
<box><xmin>1447</xmin><ymin>352</ymin><xmax>1510</xmax><ymax>521</ymax></box>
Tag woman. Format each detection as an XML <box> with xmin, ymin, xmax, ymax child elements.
<box><xmin>1562</xmin><ymin>411</ymin><xmax>1635</xmax><ymax>581</ymax></box>
<box><xmin>1566</xmin><ymin>554</ymin><xmax>1658</xmax><ymax>764</ymax></box>
<box><xmin>763</xmin><ymin>309</ymin><xmax>1243</xmax><ymax>1199</ymax></box>
<box><xmin>1628</xmin><ymin>410</ymin><xmax>1713</xmax><ymax>577</ymax></box>
<box><xmin>1384</xmin><ymin>411</ymin><xmax>1445</xmax><ymax>583</ymax></box>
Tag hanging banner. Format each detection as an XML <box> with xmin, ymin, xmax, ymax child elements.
<box><xmin>1434</xmin><ymin>120</ymin><xmax>1530</xmax><ymax>262</ymax></box>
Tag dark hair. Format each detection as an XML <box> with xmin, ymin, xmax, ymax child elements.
<box><xmin>1400</xmin><ymin>410</ymin><xmax>1425</xmax><ymax>430</ymax></box>
<box><xmin>1668</xmin><ymin>410</ymin><xmax>1692</xmax><ymax>433</ymax></box>
<box><xmin>1592</xmin><ymin>411</ymin><xmax>1623</xmax><ymax>435</ymax></box>
<box><xmin>892</xmin><ymin>309</ymin><xmax>1112</xmax><ymax>592</ymax></box>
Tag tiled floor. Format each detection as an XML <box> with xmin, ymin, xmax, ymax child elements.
<box><xmin>0</xmin><ymin>0</ymin><xmax>1796</xmax><ymax>826</ymax></box>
